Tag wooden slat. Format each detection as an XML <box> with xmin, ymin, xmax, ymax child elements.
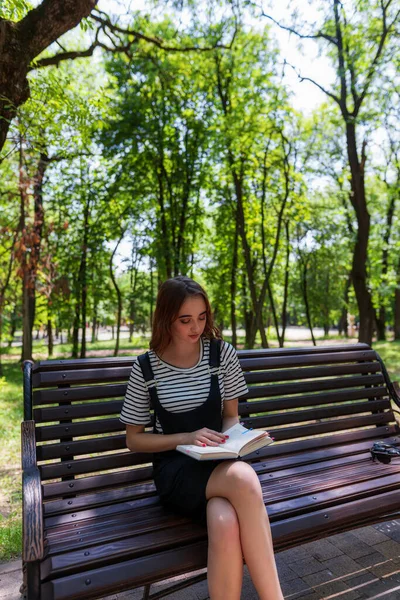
<box><xmin>45</xmin><ymin>511</ymin><xmax>187</xmax><ymax>550</ymax></box>
<box><xmin>34</xmin><ymin>401</ymin><xmax>123</xmax><ymax>423</ymax></box>
<box><xmin>44</xmin><ymin>495</ymin><xmax>160</xmax><ymax>529</ymax></box>
<box><xmin>32</xmin><ymin>362</ymin><xmax>382</xmax><ymax>406</ymax></box>
<box><xmin>239</xmin><ymin>386</ymin><xmax>388</xmax><ymax>416</ymax></box>
<box><xmin>240</xmin><ymin>350</ymin><xmax>377</xmax><ymax>372</ymax></box>
<box><xmin>37</xmin><ymin>434</ymin><xmax>127</xmax><ymax>461</ymax></box>
<box><xmin>36</xmin><ymin>418</ymin><xmax>126</xmax><ymax>442</ymax></box>
<box><xmin>32</xmin><ymin>343</ymin><xmax>371</xmax><ymax>373</ymax></box>
<box><xmin>32</xmin><ymin>367</ymin><xmax>132</xmax><ymax>389</ymax></box>
<box><xmin>44</xmin><ymin>481</ymin><xmax>156</xmax><ymax>516</ymax></box>
<box><xmin>41</xmin><ymin>522</ymin><xmax>206</xmax><ymax>580</ymax></box>
<box><xmin>41</xmin><ymin>427</ymin><xmax>399</xmax><ymax>501</ymax></box>
<box><xmin>39</xmin><ymin>451</ymin><xmax>151</xmax><ymax>481</ymax></box>
<box><xmin>33</xmin><ymin>384</ymin><xmax>127</xmax><ymax>406</ymax></box>
<box><xmin>242</xmin><ymin>412</ymin><xmax>395</xmax><ymax>441</ymax></box>
<box><xmin>243</xmin><ymin>398</ymin><xmax>391</xmax><ymax>426</ymax></box>
<box><xmin>244</xmin><ymin>372</ymin><xmax>384</xmax><ymax>392</ymax></box>
<box><xmin>41</xmin><ymin>541</ymin><xmax>209</xmax><ymax>600</ymax></box>
<box><xmin>270</xmin><ymin>488</ymin><xmax>400</xmax><ymax>549</ymax></box>
<box><xmin>42</xmin><ymin>466</ymin><xmax>153</xmax><ymax>500</ymax></box>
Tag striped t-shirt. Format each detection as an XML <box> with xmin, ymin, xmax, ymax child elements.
<box><xmin>120</xmin><ymin>338</ymin><xmax>248</xmax><ymax>433</ymax></box>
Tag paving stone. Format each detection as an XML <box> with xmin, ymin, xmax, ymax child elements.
<box><xmin>305</xmin><ymin>538</ymin><xmax>345</xmax><ymax>561</ymax></box>
<box><xmin>277</xmin><ymin>560</ymin><xmax>300</xmax><ymax>583</ymax></box>
<box><xmin>371</xmin><ymin>540</ymin><xmax>400</xmax><ymax>561</ymax></box>
<box><xmin>321</xmin><ymin>554</ymin><xmax>364</xmax><ymax>578</ymax></box>
<box><xmin>350</xmin><ymin>576</ymin><xmax>400</xmax><ymax>598</ymax></box>
<box><xmin>352</xmin><ymin>526</ymin><xmax>391</xmax><ymax>546</ymax></box>
<box><xmin>278</xmin><ymin>545</ymin><xmax>316</xmax><ymax>563</ymax></box>
<box><xmin>281</xmin><ymin>576</ymin><xmax>313</xmax><ymax>599</ymax></box>
<box><xmin>305</xmin><ymin>576</ymin><xmax>364</xmax><ymax>600</ymax></box>
<box><xmin>288</xmin><ymin>557</ymin><xmax>326</xmax><ymax>578</ymax></box>
<box><xmin>366</xmin><ymin>559</ymin><xmax>400</xmax><ymax>580</ymax></box>
<box><xmin>355</xmin><ymin>551</ymin><xmax>389</xmax><ymax>569</ymax></box>
<box><xmin>327</xmin><ymin>532</ymin><xmax>377</xmax><ymax>560</ymax></box>
<box><xmin>240</xmin><ymin>568</ymin><xmax>258</xmax><ymax>600</ymax></box>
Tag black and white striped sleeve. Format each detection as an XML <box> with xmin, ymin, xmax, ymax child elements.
<box><xmin>221</xmin><ymin>341</ymin><xmax>248</xmax><ymax>400</ymax></box>
<box><xmin>120</xmin><ymin>359</ymin><xmax>151</xmax><ymax>426</ymax></box>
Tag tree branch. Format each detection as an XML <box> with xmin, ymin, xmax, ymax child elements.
<box><xmin>261</xmin><ymin>12</ymin><xmax>337</xmax><ymax>45</ymax></box>
<box><xmin>285</xmin><ymin>61</ymin><xmax>341</xmax><ymax>106</ymax></box>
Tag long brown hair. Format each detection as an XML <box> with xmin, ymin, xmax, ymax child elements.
<box><xmin>150</xmin><ymin>276</ymin><xmax>221</xmax><ymax>356</ymax></box>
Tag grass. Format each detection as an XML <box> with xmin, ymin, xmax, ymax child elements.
<box><xmin>0</xmin><ymin>364</ymin><xmax>23</xmax><ymax>560</ymax></box>
<box><xmin>0</xmin><ymin>335</ymin><xmax>399</xmax><ymax>561</ymax></box>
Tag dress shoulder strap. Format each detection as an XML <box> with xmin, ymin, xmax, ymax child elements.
<box><xmin>136</xmin><ymin>352</ymin><xmax>158</xmax><ymax>414</ymax></box>
<box><xmin>209</xmin><ymin>338</ymin><xmax>222</xmax><ymax>369</ymax></box>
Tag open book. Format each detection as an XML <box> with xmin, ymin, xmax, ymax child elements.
<box><xmin>176</xmin><ymin>423</ymin><xmax>273</xmax><ymax>461</ymax></box>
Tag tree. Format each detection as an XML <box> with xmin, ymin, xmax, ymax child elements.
<box><xmin>263</xmin><ymin>0</ymin><xmax>400</xmax><ymax>344</ymax></box>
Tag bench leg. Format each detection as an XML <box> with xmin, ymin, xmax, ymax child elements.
<box><xmin>26</xmin><ymin>561</ymin><xmax>41</xmax><ymax>600</ymax></box>
<box><xmin>143</xmin><ymin>585</ymin><xmax>151</xmax><ymax>600</ymax></box>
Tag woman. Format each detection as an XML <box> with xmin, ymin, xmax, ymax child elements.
<box><xmin>120</xmin><ymin>276</ymin><xmax>284</xmax><ymax>600</ymax></box>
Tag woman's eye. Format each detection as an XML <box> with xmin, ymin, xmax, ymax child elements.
<box><xmin>180</xmin><ymin>320</ymin><xmax>190</xmax><ymax>325</ymax></box>
<box><xmin>199</xmin><ymin>316</ymin><xmax>206</xmax><ymax>321</ymax></box>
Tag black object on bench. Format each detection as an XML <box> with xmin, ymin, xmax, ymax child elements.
<box><xmin>21</xmin><ymin>343</ymin><xmax>400</xmax><ymax>600</ymax></box>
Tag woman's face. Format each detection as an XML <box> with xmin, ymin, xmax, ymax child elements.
<box><xmin>170</xmin><ymin>295</ymin><xmax>207</xmax><ymax>345</ymax></box>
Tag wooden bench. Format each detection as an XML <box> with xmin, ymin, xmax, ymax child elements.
<box><xmin>21</xmin><ymin>343</ymin><xmax>400</xmax><ymax>600</ymax></box>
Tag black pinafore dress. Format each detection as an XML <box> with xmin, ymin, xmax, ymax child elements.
<box><xmin>137</xmin><ymin>339</ymin><xmax>224</xmax><ymax>524</ymax></box>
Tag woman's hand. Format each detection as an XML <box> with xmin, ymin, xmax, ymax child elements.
<box><xmin>183</xmin><ymin>428</ymin><xmax>228</xmax><ymax>447</ymax></box>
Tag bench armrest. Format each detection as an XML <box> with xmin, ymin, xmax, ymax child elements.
<box><xmin>21</xmin><ymin>421</ymin><xmax>44</xmax><ymax>562</ymax></box>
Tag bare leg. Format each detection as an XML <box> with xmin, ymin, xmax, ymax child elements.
<box><xmin>206</xmin><ymin>461</ymin><xmax>284</xmax><ymax>600</ymax></box>
<box><xmin>206</xmin><ymin>497</ymin><xmax>243</xmax><ymax>600</ymax></box>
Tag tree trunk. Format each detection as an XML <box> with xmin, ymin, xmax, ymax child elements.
<box><xmin>230</xmin><ymin>208</ymin><xmax>239</xmax><ymax>348</ymax></box>
<box><xmin>338</xmin><ymin>274</ymin><xmax>351</xmax><ymax>336</ymax></box>
<box><xmin>280</xmin><ymin>221</ymin><xmax>290</xmax><ymax>346</ymax></box>
<box><xmin>301</xmin><ymin>258</ymin><xmax>316</xmax><ymax>346</ymax></box>
<box><xmin>376</xmin><ymin>193</ymin><xmax>396</xmax><ymax>341</ymax></box>
<box><xmin>47</xmin><ymin>317</ymin><xmax>53</xmax><ymax>357</ymax></box>
<box><xmin>110</xmin><ymin>233</ymin><xmax>124</xmax><ymax>357</ymax></box>
<box><xmin>345</xmin><ymin>123</ymin><xmax>376</xmax><ymax>345</ymax></box>
<box><xmin>0</xmin><ymin>0</ymin><xmax>96</xmax><ymax>152</ymax></box>
<box><xmin>79</xmin><ymin>200</ymin><xmax>89</xmax><ymax>359</ymax></box>
<box><xmin>91</xmin><ymin>308</ymin><xmax>97</xmax><ymax>344</ymax></box>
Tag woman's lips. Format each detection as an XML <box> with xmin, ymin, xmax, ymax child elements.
<box><xmin>189</xmin><ymin>334</ymin><xmax>199</xmax><ymax>339</ymax></box>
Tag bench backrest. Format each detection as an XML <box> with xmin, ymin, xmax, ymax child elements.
<box><xmin>27</xmin><ymin>343</ymin><xmax>399</xmax><ymax>505</ymax></box>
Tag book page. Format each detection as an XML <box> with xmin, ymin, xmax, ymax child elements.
<box><xmin>221</xmin><ymin>423</ymin><xmax>269</xmax><ymax>454</ymax></box>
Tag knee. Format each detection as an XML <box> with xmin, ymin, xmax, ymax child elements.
<box><xmin>226</xmin><ymin>462</ymin><xmax>262</xmax><ymax>501</ymax></box>
<box><xmin>207</xmin><ymin>497</ymin><xmax>240</xmax><ymax>551</ymax></box>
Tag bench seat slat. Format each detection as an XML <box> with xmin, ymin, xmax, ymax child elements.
<box><xmin>41</xmin><ymin>486</ymin><xmax>400</xmax><ymax>600</ymax></box>
<box><xmin>41</xmin><ymin>541</ymin><xmax>209</xmax><ymax>600</ymax></box>
<box><xmin>41</xmin><ymin>521</ymin><xmax>206</xmax><ymax>580</ymax></box>
<box><xmin>45</xmin><ymin>512</ymin><xmax>190</xmax><ymax>553</ymax></box>
<box><xmin>43</xmin><ymin>469</ymin><xmax>400</xmax><ymax>581</ymax></box>
<box><xmin>40</xmin><ymin>428</ymin><xmax>399</xmax><ymax>501</ymax></box>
